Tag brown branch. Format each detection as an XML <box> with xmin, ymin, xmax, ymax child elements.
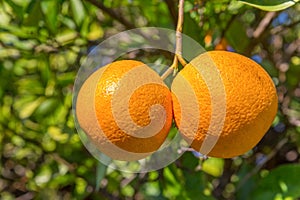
<box><xmin>175</xmin><ymin>0</ymin><xmax>184</xmax><ymax>58</ymax></box>
<box><xmin>98</xmin><ymin>187</ymin><xmax>120</xmax><ymax>200</ymax></box>
<box><xmin>244</xmin><ymin>12</ymin><xmax>278</xmax><ymax>56</ymax></box>
<box><xmin>161</xmin><ymin>0</ymin><xmax>186</xmax><ymax>80</ymax></box>
<box><xmin>252</xmin><ymin>12</ymin><xmax>276</xmax><ymax>38</ymax></box>
<box><xmin>15</xmin><ymin>192</ymin><xmax>35</xmax><ymax>200</ymax></box>
<box><xmin>236</xmin><ymin>138</ymin><xmax>288</xmax><ymax>190</ymax></box>
<box><xmin>212</xmin><ymin>159</ymin><xmax>234</xmax><ymax>199</ymax></box>
<box><xmin>85</xmin><ymin>0</ymin><xmax>136</xmax><ymax>29</ymax></box>
<box><xmin>51</xmin><ymin>153</ymin><xmax>76</xmax><ymax>171</ymax></box>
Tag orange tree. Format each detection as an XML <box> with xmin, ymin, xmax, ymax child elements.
<box><xmin>0</xmin><ymin>0</ymin><xmax>300</xmax><ymax>199</ymax></box>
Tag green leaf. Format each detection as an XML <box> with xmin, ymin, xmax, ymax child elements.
<box><xmin>17</xmin><ymin>77</ymin><xmax>45</xmax><ymax>95</ymax></box>
<box><xmin>250</xmin><ymin>164</ymin><xmax>300</xmax><ymax>199</ymax></box>
<box><xmin>41</xmin><ymin>0</ymin><xmax>59</xmax><ymax>33</ymax></box>
<box><xmin>24</xmin><ymin>0</ymin><xmax>43</xmax><ymax>26</ymax></box>
<box><xmin>239</xmin><ymin>0</ymin><xmax>299</xmax><ymax>11</ymax></box>
<box><xmin>236</xmin><ymin>162</ymin><xmax>259</xmax><ymax>199</ymax></box>
<box><xmin>180</xmin><ymin>153</ymin><xmax>214</xmax><ymax>200</ymax></box>
<box><xmin>33</xmin><ymin>98</ymin><xmax>59</xmax><ymax>117</ymax></box>
<box><xmin>286</xmin><ymin>58</ymin><xmax>300</xmax><ymax>88</ymax></box>
<box><xmin>202</xmin><ymin>158</ymin><xmax>224</xmax><ymax>177</ymax></box>
<box><xmin>48</xmin><ymin>174</ymin><xmax>76</xmax><ymax>188</ymax></box>
<box><xmin>57</xmin><ymin>72</ymin><xmax>75</xmax><ymax>87</ymax></box>
<box><xmin>183</xmin><ymin>12</ymin><xmax>202</xmax><ymax>44</ymax></box>
<box><xmin>4</xmin><ymin>0</ymin><xmax>24</xmax><ymax>21</ymax></box>
<box><xmin>163</xmin><ymin>167</ymin><xmax>182</xmax><ymax>197</ymax></box>
<box><xmin>95</xmin><ymin>159</ymin><xmax>108</xmax><ymax>191</ymax></box>
<box><xmin>19</xmin><ymin>97</ymin><xmax>44</xmax><ymax>119</ymax></box>
<box><xmin>225</xmin><ymin>19</ymin><xmax>249</xmax><ymax>52</ymax></box>
<box><xmin>70</xmin><ymin>0</ymin><xmax>86</xmax><ymax>27</ymax></box>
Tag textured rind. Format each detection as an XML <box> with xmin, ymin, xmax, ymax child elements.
<box><xmin>76</xmin><ymin>60</ymin><xmax>172</xmax><ymax>161</ymax></box>
<box><xmin>172</xmin><ymin>51</ymin><xmax>278</xmax><ymax>158</ymax></box>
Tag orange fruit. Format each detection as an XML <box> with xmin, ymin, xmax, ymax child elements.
<box><xmin>76</xmin><ymin>60</ymin><xmax>173</xmax><ymax>161</ymax></box>
<box><xmin>171</xmin><ymin>51</ymin><xmax>278</xmax><ymax>158</ymax></box>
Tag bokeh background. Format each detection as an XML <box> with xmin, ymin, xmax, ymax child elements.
<box><xmin>0</xmin><ymin>0</ymin><xmax>300</xmax><ymax>199</ymax></box>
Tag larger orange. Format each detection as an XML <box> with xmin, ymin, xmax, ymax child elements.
<box><xmin>171</xmin><ymin>51</ymin><xmax>278</xmax><ymax>158</ymax></box>
<box><xmin>76</xmin><ymin>60</ymin><xmax>173</xmax><ymax>161</ymax></box>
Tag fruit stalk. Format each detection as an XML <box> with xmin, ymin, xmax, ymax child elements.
<box><xmin>174</xmin><ymin>0</ymin><xmax>186</xmax><ymax>67</ymax></box>
<box><xmin>161</xmin><ymin>0</ymin><xmax>187</xmax><ymax>80</ymax></box>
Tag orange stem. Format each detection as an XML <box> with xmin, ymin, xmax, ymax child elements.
<box><xmin>161</xmin><ymin>0</ymin><xmax>187</xmax><ymax>80</ymax></box>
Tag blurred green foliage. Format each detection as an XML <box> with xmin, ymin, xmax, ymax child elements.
<box><xmin>0</xmin><ymin>0</ymin><xmax>300</xmax><ymax>199</ymax></box>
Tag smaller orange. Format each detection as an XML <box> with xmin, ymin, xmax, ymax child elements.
<box><xmin>76</xmin><ymin>60</ymin><xmax>173</xmax><ymax>161</ymax></box>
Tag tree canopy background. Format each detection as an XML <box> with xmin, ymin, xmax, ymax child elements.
<box><xmin>0</xmin><ymin>0</ymin><xmax>300</xmax><ymax>199</ymax></box>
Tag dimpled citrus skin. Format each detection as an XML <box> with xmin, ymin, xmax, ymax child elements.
<box><xmin>172</xmin><ymin>51</ymin><xmax>278</xmax><ymax>158</ymax></box>
<box><xmin>92</xmin><ymin>60</ymin><xmax>172</xmax><ymax>155</ymax></box>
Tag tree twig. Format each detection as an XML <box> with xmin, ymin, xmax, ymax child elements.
<box><xmin>85</xmin><ymin>0</ymin><xmax>136</xmax><ymax>29</ymax></box>
<box><xmin>236</xmin><ymin>138</ymin><xmax>288</xmax><ymax>190</ymax></box>
<box><xmin>161</xmin><ymin>0</ymin><xmax>187</xmax><ymax>80</ymax></box>
<box><xmin>174</xmin><ymin>0</ymin><xmax>187</xmax><ymax>67</ymax></box>
<box><xmin>252</xmin><ymin>12</ymin><xmax>276</xmax><ymax>38</ymax></box>
<box><xmin>212</xmin><ymin>159</ymin><xmax>234</xmax><ymax>199</ymax></box>
<box><xmin>244</xmin><ymin>11</ymin><xmax>277</xmax><ymax>56</ymax></box>
<box><xmin>161</xmin><ymin>56</ymin><xmax>177</xmax><ymax>80</ymax></box>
